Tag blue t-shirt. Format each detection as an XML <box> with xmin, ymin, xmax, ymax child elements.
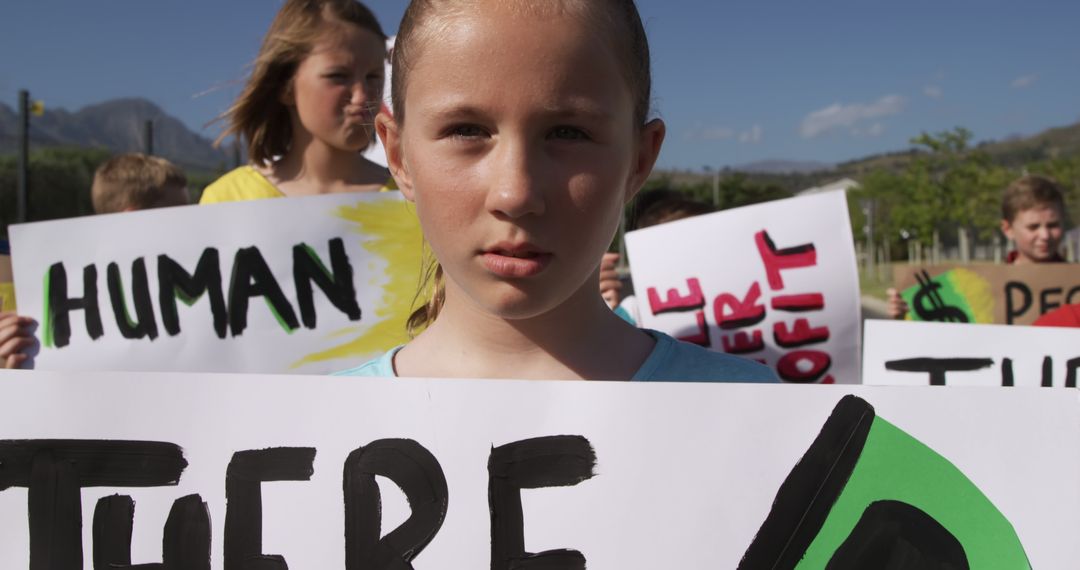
<box><xmin>335</xmin><ymin>330</ymin><xmax>777</xmax><ymax>383</ymax></box>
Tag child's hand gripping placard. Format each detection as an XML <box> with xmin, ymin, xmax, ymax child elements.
<box><xmin>625</xmin><ymin>191</ymin><xmax>861</xmax><ymax>383</ymax></box>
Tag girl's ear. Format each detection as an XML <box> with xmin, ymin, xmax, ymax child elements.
<box><xmin>377</xmin><ymin>112</ymin><xmax>415</xmax><ymax>200</ymax></box>
<box><xmin>624</xmin><ymin>118</ymin><xmax>666</xmax><ymax>204</ymax></box>
<box><xmin>1000</xmin><ymin>218</ymin><xmax>1014</xmax><ymax>241</ymax></box>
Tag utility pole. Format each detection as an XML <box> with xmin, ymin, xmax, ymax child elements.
<box><xmin>143</xmin><ymin>120</ymin><xmax>154</xmax><ymax>155</ymax></box>
<box><xmin>16</xmin><ymin>90</ymin><xmax>30</xmax><ymax>224</ymax></box>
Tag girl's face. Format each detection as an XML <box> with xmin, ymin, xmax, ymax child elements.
<box><xmin>287</xmin><ymin>23</ymin><xmax>386</xmax><ymax>153</ymax></box>
<box><xmin>382</xmin><ymin>4</ymin><xmax>664</xmax><ymax>319</ymax></box>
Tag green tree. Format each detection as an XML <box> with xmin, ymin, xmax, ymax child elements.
<box><xmin>0</xmin><ymin>147</ymin><xmax>112</xmax><ymax>237</ymax></box>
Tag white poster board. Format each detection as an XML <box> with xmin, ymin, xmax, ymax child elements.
<box><xmin>863</xmin><ymin>319</ymin><xmax>1080</xmax><ymax>387</ymax></box>
<box><xmin>625</xmin><ymin>191</ymin><xmax>861</xmax><ymax>384</ymax></box>
<box><xmin>9</xmin><ymin>193</ymin><xmax>422</xmax><ymax>374</ymax></box>
<box><xmin>0</xmin><ymin>370</ymin><xmax>1075</xmax><ymax>568</ymax></box>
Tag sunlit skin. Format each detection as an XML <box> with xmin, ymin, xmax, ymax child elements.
<box><xmin>377</xmin><ymin>4</ymin><xmax>665</xmax><ymax>380</ymax></box>
<box><xmin>267</xmin><ymin>22</ymin><xmax>389</xmax><ymax>196</ymax></box>
<box><xmin>1001</xmin><ymin>205</ymin><xmax>1064</xmax><ymax>264</ymax></box>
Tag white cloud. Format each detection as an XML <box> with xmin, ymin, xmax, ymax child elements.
<box><xmin>738</xmin><ymin>124</ymin><xmax>763</xmax><ymax>144</ymax></box>
<box><xmin>1011</xmin><ymin>74</ymin><xmax>1038</xmax><ymax>89</ymax></box>
<box><xmin>684</xmin><ymin>125</ymin><xmax>735</xmax><ymax>141</ymax></box>
<box><xmin>923</xmin><ymin>85</ymin><xmax>943</xmax><ymax>99</ymax></box>
<box><xmin>799</xmin><ymin>95</ymin><xmax>906</xmax><ymax>138</ymax></box>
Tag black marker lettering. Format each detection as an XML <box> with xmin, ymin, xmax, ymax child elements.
<box><xmin>488</xmin><ymin>436</ymin><xmax>596</xmax><ymax>570</ymax></box>
<box><xmin>1042</xmin><ymin>356</ymin><xmax>1053</xmax><ymax>387</ymax></box>
<box><xmin>739</xmin><ymin>396</ymin><xmax>875</xmax><ymax>569</ymax></box>
<box><xmin>224</xmin><ymin>447</ymin><xmax>316</xmax><ymax>570</ymax></box>
<box><xmin>162</xmin><ymin>494</ymin><xmax>213</xmax><ymax>570</ymax></box>
<box><xmin>0</xmin><ymin>440</ymin><xmax>186</xmax><ymax>570</ymax></box>
<box><xmin>884</xmin><ymin>358</ymin><xmax>994</xmax><ymax>386</ymax></box>
<box><xmin>293</xmin><ymin>239</ymin><xmax>361</xmax><ymax>329</ymax></box>
<box><xmin>92</xmin><ymin>493</ymin><xmax>211</xmax><ymax>570</ymax></box>
<box><xmin>827</xmin><ymin>500</ymin><xmax>968</xmax><ymax>569</ymax></box>
<box><xmin>1039</xmin><ymin>287</ymin><xmax>1063</xmax><ymax>315</ymax></box>
<box><xmin>48</xmin><ymin>263</ymin><xmax>104</xmax><ymax>348</ymax></box>
<box><xmin>343</xmin><ymin>439</ymin><xmax>448</xmax><ymax>570</ymax></box>
<box><xmin>107</xmin><ymin>259</ymin><xmax>159</xmax><ymax>340</ymax></box>
<box><xmin>158</xmin><ymin>250</ymin><xmax>228</xmax><ymax>339</ymax></box>
<box><xmin>93</xmin><ymin>494</ymin><xmax>135</xmax><ymax>568</ymax></box>
<box><xmin>1067</xmin><ymin>285</ymin><xmax>1080</xmax><ymax>305</ymax></box>
<box><xmin>228</xmin><ymin>247</ymin><xmax>300</xmax><ymax>337</ymax></box>
<box><xmin>1004</xmin><ymin>281</ymin><xmax>1031</xmax><ymax>324</ymax></box>
<box><xmin>1066</xmin><ymin>357</ymin><xmax>1080</xmax><ymax>389</ymax></box>
<box><xmin>1001</xmin><ymin>358</ymin><xmax>1014</xmax><ymax>387</ymax></box>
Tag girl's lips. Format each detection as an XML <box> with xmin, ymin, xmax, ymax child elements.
<box><xmin>481</xmin><ymin>249</ymin><xmax>552</xmax><ymax>278</ymax></box>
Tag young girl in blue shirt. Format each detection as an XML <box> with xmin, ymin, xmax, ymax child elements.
<box><xmin>340</xmin><ymin>0</ymin><xmax>775</xmax><ymax>383</ymax></box>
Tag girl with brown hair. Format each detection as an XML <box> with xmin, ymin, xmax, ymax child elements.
<box><xmin>201</xmin><ymin>0</ymin><xmax>394</xmax><ymax>203</ymax></box>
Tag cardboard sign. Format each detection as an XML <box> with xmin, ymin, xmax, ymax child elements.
<box><xmin>0</xmin><ymin>370</ymin><xmax>1074</xmax><ymax>568</ymax></box>
<box><xmin>624</xmin><ymin>191</ymin><xmax>861</xmax><ymax>384</ymax></box>
<box><xmin>8</xmin><ymin>193</ymin><xmax>422</xmax><ymax>373</ymax></box>
<box><xmin>894</xmin><ymin>263</ymin><xmax>1080</xmax><ymax>325</ymax></box>
<box><xmin>863</xmin><ymin>320</ymin><xmax>1080</xmax><ymax>387</ymax></box>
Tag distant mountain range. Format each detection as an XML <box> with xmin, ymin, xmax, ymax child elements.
<box><xmin>3</xmin><ymin>96</ymin><xmax>1077</xmax><ymax>182</ymax></box>
<box><xmin>0</xmin><ymin>98</ymin><xmax>232</xmax><ymax>172</ymax></box>
<box><xmin>729</xmin><ymin>159</ymin><xmax>833</xmax><ymax>174</ymax></box>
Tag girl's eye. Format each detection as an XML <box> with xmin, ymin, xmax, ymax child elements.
<box><xmin>324</xmin><ymin>72</ymin><xmax>349</xmax><ymax>82</ymax></box>
<box><xmin>448</xmin><ymin>125</ymin><xmax>487</xmax><ymax>140</ymax></box>
<box><xmin>549</xmin><ymin>126</ymin><xmax>589</xmax><ymax>141</ymax></box>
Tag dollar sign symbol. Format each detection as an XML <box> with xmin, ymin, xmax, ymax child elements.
<box><xmin>912</xmin><ymin>270</ymin><xmax>969</xmax><ymax>323</ymax></box>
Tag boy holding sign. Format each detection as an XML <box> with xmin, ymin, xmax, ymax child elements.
<box><xmin>887</xmin><ymin>174</ymin><xmax>1071</xmax><ymax>319</ymax></box>
<box><xmin>0</xmin><ymin>154</ymin><xmax>190</xmax><ymax>368</ymax></box>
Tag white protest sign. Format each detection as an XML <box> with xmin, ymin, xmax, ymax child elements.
<box><xmin>0</xmin><ymin>370</ymin><xmax>1075</xmax><ymax>568</ymax></box>
<box><xmin>625</xmin><ymin>191</ymin><xmax>861</xmax><ymax>384</ymax></box>
<box><xmin>863</xmin><ymin>319</ymin><xmax>1080</xmax><ymax>387</ymax></box>
<box><xmin>9</xmin><ymin>193</ymin><xmax>422</xmax><ymax>374</ymax></box>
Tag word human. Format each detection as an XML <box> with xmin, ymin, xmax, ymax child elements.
<box><xmin>0</xmin><ymin>436</ymin><xmax>594</xmax><ymax>570</ymax></box>
<box><xmin>43</xmin><ymin>239</ymin><xmax>361</xmax><ymax>348</ymax></box>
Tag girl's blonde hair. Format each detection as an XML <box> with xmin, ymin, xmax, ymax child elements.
<box><xmin>216</xmin><ymin>0</ymin><xmax>386</xmax><ymax>165</ymax></box>
<box><xmin>395</xmin><ymin>0</ymin><xmax>654</xmax><ymax>334</ymax></box>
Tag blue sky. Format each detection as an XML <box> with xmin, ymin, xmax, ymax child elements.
<box><xmin>2</xmin><ymin>0</ymin><xmax>1077</xmax><ymax>170</ymax></box>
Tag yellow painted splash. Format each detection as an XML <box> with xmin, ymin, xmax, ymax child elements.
<box><xmin>0</xmin><ymin>282</ymin><xmax>16</xmax><ymax>312</ymax></box>
<box><xmin>948</xmin><ymin>267</ymin><xmax>994</xmax><ymax>323</ymax></box>
<box><xmin>290</xmin><ymin>197</ymin><xmax>423</xmax><ymax>369</ymax></box>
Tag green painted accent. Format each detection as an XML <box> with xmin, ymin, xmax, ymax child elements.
<box><xmin>300</xmin><ymin>243</ymin><xmax>334</xmax><ymax>281</ymax></box>
<box><xmin>176</xmin><ymin>287</ymin><xmax>200</xmax><ymax>307</ymax></box>
<box><xmin>114</xmin><ymin>275</ymin><xmax>138</xmax><ymax>329</ymax></box>
<box><xmin>265</xmin><ymin>297</ymin><xmax>296</xmax><ymax>334</ymax></box>
<box><xmin>901</xmin><ymin>270</ymin><xmax>975</xmax><ymax>322</ymax></box>
<box><xmin>795</xmin><ymin>417</ymin><xmax>1029</xmax><ymax>569</ymax></box>
<box><xmin>42</xmin><ymin>269</ymin><xmax>53</xmax><ymax>348</ymax></box>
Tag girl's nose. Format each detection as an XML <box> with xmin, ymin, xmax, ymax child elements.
<box><xmin>350</xmin><ymin>83</ymin><xmax>369</xmax><ymax>105</ymax></box>
<box><xmin>485</xmin><ymin>140</ymin><xmax>546</xmax><ymax>219</ymax></box>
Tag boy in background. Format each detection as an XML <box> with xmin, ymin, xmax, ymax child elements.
<box><xmin>887</xmin><ymin>174</ymin><xmax>1070</xmax><ymax>318</ymax></box>
<box><xmin>91</xmin><ymin>153</ymin><xmax>189</xmax><ymax>213</ymax></box>
<box><xmin>0</xmin><ymin>153</ymin><xmax>189</xmax><ymax>368</ymax></box>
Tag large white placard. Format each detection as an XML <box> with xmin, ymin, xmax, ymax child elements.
<box><xmin>0</xmin><ymin>371</ymin><xmax>1074</xmax><ymax>568</ymax></box>
<box><xmin>863</xmin><ymin>320</ymin><xmax>1080</xmax><ymax>387</ymax></box>
<box><xmin>624</xmin><ymin>191</ymin><xmax>861</xmax><ymax>384</ymax></box>
<box><xmin>9</xmin><ymin>193</ymin><xmax>422</xmax><ymax>374</ymax></box>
